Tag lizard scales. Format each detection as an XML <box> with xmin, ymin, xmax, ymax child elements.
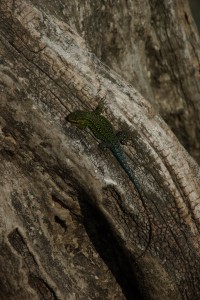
<box><xmin>67</xmin><ymin>105</ymin><xmax>151</xmax><ymax>258</ymax></box>
<box><xmin>67</xmin><ymin>108</ymin><xmax>143</xmax><ymax>201</ymax></box>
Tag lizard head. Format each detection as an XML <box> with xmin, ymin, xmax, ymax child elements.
<box><xmin>66</xmin><ymin>110</ymin><xmax>88</xmax><ymax>128</ymax></box>
<box><xmin>67</xmin><ymin>110</ymin><xmax>84</xmax><ymax>123</ymax></box>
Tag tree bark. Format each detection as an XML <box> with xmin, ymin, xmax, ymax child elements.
<box><xmin>80</xmin><ymin>0</ymin><xmax>200</xmax><ymax>163</ymax></box>
<box><xmin>0</xmin><ymin>1</ymin><xmax>200</xmax><ymax>300</ymax></box>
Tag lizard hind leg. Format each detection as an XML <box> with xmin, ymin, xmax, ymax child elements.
<box><xmin>116</xmin><ymin>131</ymin><xmax>128</xmax><ymax>145</ymax></box>
<box><xmin>99</xmin><ymin>141</ymin><xmax>112</xmax><ymax>150</ymax></box>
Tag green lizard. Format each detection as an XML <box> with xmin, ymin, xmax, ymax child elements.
<box><xmin>66</xmin><ymin>103</ymin><xmax>151</xmax><ymax>256</ymax></box>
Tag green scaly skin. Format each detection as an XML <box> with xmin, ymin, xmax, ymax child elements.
<box><xmin>66</xmin><ymin>104</ymin><xmax>151</xmax><ymax>257</ymax></box>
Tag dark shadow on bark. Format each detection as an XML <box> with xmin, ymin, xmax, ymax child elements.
<box><xmin>78</xmin><ymin>189</ymin><xmax>144</xmax><ymax>300</ymax></box>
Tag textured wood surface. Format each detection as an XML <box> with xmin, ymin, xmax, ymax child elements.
<box><xmin>0</xmin><ymin>1</ymin><xmax>200</xmax><ymax>299</ymax></box>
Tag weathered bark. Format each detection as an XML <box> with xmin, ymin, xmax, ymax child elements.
<box><xmin>43</xmin><ymin>0</ymin><xmax>199</xmax><ymax>163</ymax></box>
<box><xmin>82</xmin><ymin>0</ymin><xmax>200</xmax><ymax>163</ymax></box>
<box><xmin>0</xmin><ymin>1</ymin><xmax>200</xmax><ymax>300</ymax></box>
<box><xmin>25</xmin><ymin>1</ymin><xmax>200</xmax><ymax>163</ymax></box>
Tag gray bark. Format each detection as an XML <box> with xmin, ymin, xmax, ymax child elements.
<box><xmin>48</xmin><ymin>0</ymin><xmax>200</xmax><ymax>163</ymax></box>
<box><xmin>0</xmin><ymin>1</ymin><xmax>200</xmax><ymax>300</ymax></box>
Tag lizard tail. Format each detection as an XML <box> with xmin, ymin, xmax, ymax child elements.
<box><xmin>111</xmin><ymin>145</ymin><xmax>152</xmax><ymax>259</ymax></box>
<box><xmin>111</xmin><ymin>146</ymin><xmax>142</xmax><ymax>198</ymax></box>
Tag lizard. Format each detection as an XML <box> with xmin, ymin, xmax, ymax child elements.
<box><xmin>66</xmin><ymin>103</ymin><xmax>151</xmax><ymax>257</ymax></box>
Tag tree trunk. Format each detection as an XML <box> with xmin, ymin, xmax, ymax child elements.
<box><xmin>0</xmin><ymin>1</ymin><xmax>200</xmax><ymax>300</ymax></box>
<box><xmin>80</xmin><ymin>0</ymin><xmax>200</xmax><ymax>163</ymax></box>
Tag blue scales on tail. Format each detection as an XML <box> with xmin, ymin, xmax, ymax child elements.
<box><xmin>67</xmin><ymin>102</ymin><xmax>151</xmax><ymax>258</ymax></box>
